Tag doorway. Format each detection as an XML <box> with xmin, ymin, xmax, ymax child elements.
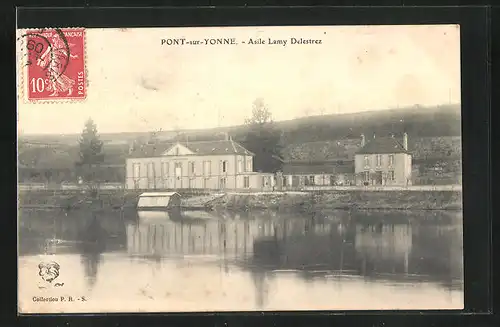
<box><xmin>373</xmin><ymin>171</ymin><xmax>383</xmax><ymax>185</ymax></box>
<box><xmin>220</xmin><ymin>177</ymin><xmax>226</xmax><ymax>189</ymax></box>
<box><xmin>174</xmin><ymin>163</ymin><xmax>182</xmax><ymax>188</ymax></box>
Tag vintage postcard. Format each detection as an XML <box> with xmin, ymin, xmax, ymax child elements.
<box><xmin>17</xmin><ymin>25</ymin><xmax>463</xmax><ymax>313</ymax></box>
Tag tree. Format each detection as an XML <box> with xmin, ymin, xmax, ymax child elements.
<box><xmin>76</xmin><ymin>118</ymin><xmax>104</xmax><ymax>187</ymax></box>
<box><xmin>243</xmin><ymin>99</ymin><xmax>284</xmax><ymax>173</ymax></box>
<box><xmin>244</xmin><ymin>98</ymin><xmax>273</xmax><ymax>126</ymax></box>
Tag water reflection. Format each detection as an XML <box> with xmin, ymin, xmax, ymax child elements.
<box><xmin>124</xmin><ymin>210</ymin><xmax>462</xmax><ymax>287</ymax></box>
<box><xmin>81</xmin><ymin>252</ymin><xmax>101</xmax><ymax>289</ymax></box>
<box><xmin>18</xmin><ymin>208</ymin><xmax>463</xmax><ymax>311</ymax></box>
<box><xmin>127</xmin><ymin>210</ymin><xmax>277</xmax><ymax>258</ymax></box>
<box><xmin>250</xmin><ymin>269</ymin><xmax>270</xmax><ymax>309</ymax></box>
<box><xmin>355</xmin><ymin>223</ymin><xmax>412</xmax><ymax>275</ymax></box>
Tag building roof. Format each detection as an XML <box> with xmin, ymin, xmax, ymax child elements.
<box><xmin>128</xmin><ymin>140</ymin><xmax>254</xmax><ymax>158</ymax></box>
<box><xmin>356</xmin><ymin>137</ymin><xmax>409</xmax><ymax>155</ymax></box>
<box><xmin>283</xmin><ymin>140</ymin><xmax>359</xmax><ymax>162</ymax></box>
<box><xmin>282</xmin><ymin>160</ymin><xmax>354</xmax><ymax>175</ymax></box>
<box><xmin>139</xmin><ymin>192</ymin><xmax>181</xmax><ymax>197</ymax></box>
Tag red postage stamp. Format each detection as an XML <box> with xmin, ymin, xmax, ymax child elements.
<box><xmin>20</xmin><ymin>28</ymin><xmax>86</xmax><ymax>102</ymax></box>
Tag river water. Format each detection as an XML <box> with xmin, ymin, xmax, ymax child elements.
<box><xmin>18</xmin><ymin>208</ymin><xmax>463</xmax><ymax>313</ymax></box>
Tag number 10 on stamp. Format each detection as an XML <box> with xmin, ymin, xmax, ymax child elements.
<box><xmin>24</xmin><ymin>28</ymin><xmax>86</xmax><ymax>101</ymax></box>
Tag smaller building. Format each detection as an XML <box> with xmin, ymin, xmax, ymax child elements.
<box><xmin>354</xmin><ymin>133</ymin><xmax>412</xmax><ymax>186</ymax></box>
<box><xmin>137</xmin><ymin>192</ymin><xmax>181</xmax><ymax>210</ymax></box>
<box><xmin>281</xmin><ymin>140</ymin><xmax>357</xmax><ymax>189</ymax></box>
<box><xmin>282</xmin><ymin>160</ymin><xmax>355</xmax><ymax>188</ymax></box>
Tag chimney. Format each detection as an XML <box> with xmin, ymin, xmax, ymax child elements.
<box><xmin>128</xmin><ymin>141</ymin><xmax>136</xmax><ymax>155</ymax></box>
<box><xmin>361</xmin><ymin>134</ymin><xmax>365</xmax><ymax>147</ymax></box>
<box><xmin>403</xmin><ymin>132</ymin><xmax>408</xmax><ymax>150</ymax></box>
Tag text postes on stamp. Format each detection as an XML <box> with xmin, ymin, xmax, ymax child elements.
<box><xmin>22</xmin><ymin>28</ymin><xmax>86</xmax><ymax>102</ymax></box>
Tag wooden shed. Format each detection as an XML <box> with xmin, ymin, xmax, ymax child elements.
<box><xmin>137</xmin><ymin>192</ymin><xmax>181</xmax><ymax>210</ymax></box>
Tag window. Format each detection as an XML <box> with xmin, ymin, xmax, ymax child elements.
<box><xmin>389</xmin><ymin>155</ymin><xmax>394</xmax><ymax>167</ymax></box>
<box><xmin>246</xmin><ymin>158</ymin><xmax>252</xmax><ymax>172</ymax></box>
<box><xmin>147</xmin><ymin>162</ymin><xmax>154</xmax><ymax>178</ymax></box>
<box><xmin>160</xmin><ymin>162</ymin><xmax>169</xmax><ymax>189</ymax></box>
<box><xmin>238</xmin><ymin>159</ymin><xmax>243</xmax><ymax>173</ymax></box>
<box><xmin>376</xmin><ymin>155</ymin><xmax>382</xmax><ymax>167</ymax></box>
<box><xmin>189</xmin><ymin>161</ymin><xmax>195</xmax><ymax>175</ymax></box>
<box><xmin>364</xmin><ymin>171</ymin><xmax>370</xmax><ymax>181</ymax></box>
<box><xmin>146</xmin><ymin>162</ymin><xmax>156</xmax><ymax>189</ymax></box>
<box><xmin>388</xmin><ymin>170</ymin><xmax>395</xmax><ymax>181</ymax></box>
<box><xmin>244</xmin><ymin>176</ymin><xmax>250</xmax><ymax>188</ymax></box>
<box><xmin>132</xmin><ymin>163</ymin><xmax>141</xmax><ymax>189</ymax></box>
<box><xmin>220</xmin><ymin>177</ymin><xmax>226</xmax><ymax>189</ymax></box>
<box><xmin>174</xmin><ymin>162</ymin><xmax>182</xmax><ymax>178</ymax></box>
<box><xmin>262</xmin><ymin>176</ymin><xmax>267</xmax><ymax>187</ymax></box>
<box><xmin>309</xmin><ymin>176</ymin><xmax>315</xmax><ymax>185</ymax></box>
<box><xmin>364</xmin><ymin>155</ymin><xmax>370</xmax><ymax>167</ymax></box>
<box><xmin>161</xmin><ymin>162</ymin><xmax>169</xmax><ymax>178</ymax></box>
<box><xmin>203</xmin><ymin>161</ymin><xmax>211</xmax><ymax>176</ymax></box>
<box><xmin>132</xmin><ymin>163</ymin><xmax>141</xmax><ymax>179</ymax></box>
<box><xmin>222</xmin><ymin>161</ymin><xmax>227</xmax><ymax>173</ymax></box>
<box><xmin>203</xmin><ymin>178</ymin><xmax>209</xmax><ymax>189</ymax></box>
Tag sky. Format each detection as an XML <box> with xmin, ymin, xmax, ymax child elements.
<box><xmin>17</xmin><ymin>25</ymin><xmax>461</xmax><ymax>135</ymax></box>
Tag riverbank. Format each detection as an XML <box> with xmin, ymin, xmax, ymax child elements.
<box><xmin>206</xmin><ymin>190</ymin><xmax>462</xmax><ymax>211</ymax></box>
<box><xmin>18</xmin><ymin>190</ymin><xmax>221</xmax><ymax>211</ymax></box>
<box><xmin>18</xmin><ymin>188</ymin><xmax>462</xmax><ymax>211</ymax></box>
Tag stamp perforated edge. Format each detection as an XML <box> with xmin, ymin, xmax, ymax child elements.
<box><xmin>17</xmin><ymin>27</ymin><xmax>89</xmax><ymax>105</ymax></box>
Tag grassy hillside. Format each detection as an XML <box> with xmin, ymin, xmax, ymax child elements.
<box><xmin>18</xmin><ymin>104</ymin><xmax>461</xmax><ymax>171</ymax></box>
<box><xmin>283</xmin><ymin>136</ymin><xmax>462</xmax><ymax>161</ymax></box>
<box><xmin>171</xmin><ymin>103</ymin><xmax>461</xmax><ymax>144</ymax></box>
<box><xmin>19</xmin><ymin>104</ymin><xmax>460</xmax><ymax>145</ymax></box>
